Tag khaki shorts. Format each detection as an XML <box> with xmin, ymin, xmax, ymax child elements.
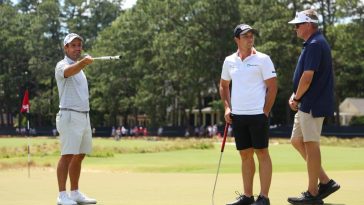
<box><xmin>56</xmin><ymin>110</ymin><xmax>92</xmax><ymax>155</ymax></box>
<box><xmin>291</xmin><ymin>110</ymin><xmax>324</xmax><ymax>142</ymax></box>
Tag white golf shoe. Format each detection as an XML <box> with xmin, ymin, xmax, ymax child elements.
<box><xmin>69</xmin><ymin>190</ymin><xmax>97</xmax><ymax>204</ymax></box>
<box><xmin>57</xmin><ymin>193</ymin><xmax>77</xmax><ymax>205</ymax></box>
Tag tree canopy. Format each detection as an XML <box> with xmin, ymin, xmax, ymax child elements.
<box><xmin>1</xmin><ymin>0</ymin><xmax>363</xmax><ymax>128</ymax></box>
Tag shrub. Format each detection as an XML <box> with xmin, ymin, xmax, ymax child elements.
<box><xmin>349</xmin><ymin>116</ymin><xmax>364</xmax><ymax>126</ymax></box>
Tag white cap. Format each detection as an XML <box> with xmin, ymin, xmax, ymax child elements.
<box><xmin>288</xmin><ymin>11</ymin><xmax>319</xmax><ymax>24</ymax></box>
<box><xmin>63</xmin><ymin>33</ymin><xmax>84</xmax><ymax>46</ymax></box>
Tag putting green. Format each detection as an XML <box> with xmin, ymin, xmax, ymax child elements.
<box><xmin>0</xmin><ymin>168</ymin><xmax>362</xmax><ymax>205</ymax></box>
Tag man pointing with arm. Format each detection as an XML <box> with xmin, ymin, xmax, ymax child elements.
<box><xmin>55</xmin><ymin>33</ymin><xmax>97</xmax><ymax>205</ymax></box>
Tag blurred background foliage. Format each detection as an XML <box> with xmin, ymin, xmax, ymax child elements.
<box><xmin>1</xmin><ymin>0</ymin><xmax>364</xmax><ymax>128</ymax></box>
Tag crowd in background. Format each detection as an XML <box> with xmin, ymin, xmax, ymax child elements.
<box><xmin>110</xmin><ymin>124</ymin><xmax>233</xmax><ymax>140</ymax></box>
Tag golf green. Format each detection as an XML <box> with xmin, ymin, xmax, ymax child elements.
<box><xmin>1</xmin><ymin>137</ymin><xmax>363</xmax><ymax>204</ymax></box>
<box><xmin>0</xmin><ymin>168</ymin><xmax>362</xmax><ymax>205</ymax></box>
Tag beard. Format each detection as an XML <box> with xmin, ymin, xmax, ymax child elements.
<box><xmin>66</xmin><ymin>51</ymin><xmax>81</xmax><ymax>61</ymax></box>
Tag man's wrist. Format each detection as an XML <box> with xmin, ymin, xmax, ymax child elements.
<box><xmin>293</xmin><ymin>97</ymin><xmax>301</xmax><ymax>102</ymax></box>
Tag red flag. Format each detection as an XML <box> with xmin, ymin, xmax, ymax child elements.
<box><xmin>20</xmin><ymin>89</ymin><xmax>30</xmax><ymax>113</ymax></box>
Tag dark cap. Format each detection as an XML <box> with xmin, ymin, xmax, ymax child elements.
<box><xmin>234</xmin><ymin>24</ymin><xmax>258</xmax><ymax>37</ymax></box>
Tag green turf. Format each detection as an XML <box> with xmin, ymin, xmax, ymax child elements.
<box><xmin>0</xmin><ymin>169</ymin><xmax>363</xmax><ymax>205</ymax></box>
<box><xmin>1</xmin><ymin>137</ymin><xmax>363</xmax><ymax>173</ymax></box>
<box><xmin>87</xmin><ymin>143</ymin><xmax>364</xmax><ymax>173</ymax></box>
<box><xmin>0</xmin><ymin>136</ymin><xmax>56</xmax><ymax>147</ymax></box>
<box><xmin>0</xmin><ymin>137</ymin><xmax>363</xmax><ymax>205</ymax></box>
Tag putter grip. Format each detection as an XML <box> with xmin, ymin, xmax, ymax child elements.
<box><xmin>220</xmin><ymin>123</ymin><xmax>229</xmax><ymax>152</ymax></box>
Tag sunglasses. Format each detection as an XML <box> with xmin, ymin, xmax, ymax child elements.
<box><xmin>295</xmin><ymin>22</ymin><xmax>306</xmax><ymax>29</ymax></box>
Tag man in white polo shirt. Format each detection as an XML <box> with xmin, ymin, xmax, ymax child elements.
<box><xmin>55</xmin><ymin>33</ymin><xmax>97</xmax><ymax>205</ymax></box>
<box><xmin>220</xmin><ymin>24</ymin><xmax>277</xmax><ymax>205</ymax></box>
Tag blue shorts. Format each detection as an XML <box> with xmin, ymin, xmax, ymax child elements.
<box><xmin>231</xmin><ymin>114</ymin><xmax>269</xmax><ymax>150</ymax></box>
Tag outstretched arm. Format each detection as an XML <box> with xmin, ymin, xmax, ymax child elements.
<box><xmin>64</xmin><ymin>55</ymin><xmax>94</xmax><ymax>78</ymax></box>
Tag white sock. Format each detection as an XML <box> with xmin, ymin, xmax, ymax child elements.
<box><xmin>59</xmin><ymin>191</ymin><xmax>68</xmax><ymax>197</ymax></box>
<box><xmin>70</xmin><ymin>190</ymin><xmax>79</xmax><ymax>196</ymax></box>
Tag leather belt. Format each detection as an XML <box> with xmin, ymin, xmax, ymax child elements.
<box><xmin>60</xmin><ymin>108</ymin><xmax>88</xmax><ymax>114</ymax></box>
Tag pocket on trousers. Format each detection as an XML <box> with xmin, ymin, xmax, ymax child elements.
<box><xmin>56</xmin><ymin>112</ymin><xmax>70</xmax><ymax>133</ymax></box>
<box><xmin>261</xmin><ymin>113</ymin><xmax>268</xmax><ymax>118</ymax></box>
<box><xmin>56</xmin><ymin>112</ymin><xmax>62</xmax><ymax>131</ymax></box>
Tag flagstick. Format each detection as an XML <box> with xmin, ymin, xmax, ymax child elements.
<box><xmin>22</xmin><ymin>72</ymin><xmax>31</xmax><ymax>178</ymax></box>
<box><xmin>27</xmin><ymin>112</ymin><xmax>30</xmax><ymax>178</ymax></box>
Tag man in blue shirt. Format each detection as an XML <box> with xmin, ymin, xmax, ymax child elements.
<box><xmin>287</xmin><ymin>9</ymin><xmax>340</xmax><ymax>205</ymax></box>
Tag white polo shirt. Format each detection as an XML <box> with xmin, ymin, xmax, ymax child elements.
<box><xmin>55</xmin><ymin>56</ymin><xmax>90</xmax><ymax>111</ymax></box>
<box><xmin>221</xmin><ymin>50</ymin><xmax>276</xmax><ymax>115</ymax></box>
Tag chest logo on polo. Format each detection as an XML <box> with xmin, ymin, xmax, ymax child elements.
<box><xmin>229</xmin><ymin>64</ymin><xmax>237</xmax><ymax>69</ymax></box>
<box><xmin>247</xmin><ymin>64</ymin><xmax>259</xmax><ymax>68</ymax></box>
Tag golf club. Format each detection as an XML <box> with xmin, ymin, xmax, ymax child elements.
<box><xmin>91</xmin><ymin>55</ymin><xmax>122</xmax><ymax>60</ymax></box>
<box><xmin>211</xmin><ymin>123</ymin><xmax>230</xmax><ymax>205</ymax></box>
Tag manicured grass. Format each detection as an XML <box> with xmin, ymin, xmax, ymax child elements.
<box><xmin>1</xmin><ymin>137</ymin><xmax>363</xmax><ymax>173</ymax></box>
<box><xmin>0</xmin><ymin>169</ymin><xmax>363</xmax><ymax>205</ymax></box>
<box><xmin>83</xmin><ymin>143</ymin><xmax>364</xmax><ymax>173</ymax></box>
<box><xmin>0</xmin><ymin>137</ymin><xmax>363</xmax><ymax>205</ymax></box>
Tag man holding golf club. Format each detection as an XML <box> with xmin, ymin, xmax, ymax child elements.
<box><xmin>287</xmin><ymin>9</ymin><xmax>340</xmax><ymax>205</ymax></box>
<box><xmin>220</xmin><ymin>24</ymin><xmax>277</xmax><ymax>205</ymax></box>
<box><xmin>55</xmin><ymin>33</ymin><xmax>97</xmax><ymax>205</ymax></box>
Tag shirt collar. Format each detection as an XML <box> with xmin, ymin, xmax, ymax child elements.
<box><xmin>64</xmin><ymin>55</ymin><xmax>76</xmax><ymax>64</ymax></box>
<box><xmin>235</xmin><ymin>48</ymin><xmax>257</xmax><ymax>58</ymax></box>
<box><xmin>303</xmin><ymin>31</ymin><xmax>321</xmax><ymax>46</ymax></box>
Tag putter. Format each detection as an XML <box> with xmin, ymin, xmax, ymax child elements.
<box><xmin>91</xmin><ymin>55</ymin><xmax>122</xmax><ymax>60</ymax></box>
<box><xmin>211</xmin><ymin>123</ymin><xmax>230</xmax><ymax>205</ymax></box>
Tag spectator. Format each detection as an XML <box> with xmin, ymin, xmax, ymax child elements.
<box><xmin>157</xmin><ymin>126</ymin><xmax>163</xmax><ymax>136</ymax></box>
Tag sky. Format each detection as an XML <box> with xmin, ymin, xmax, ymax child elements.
<box><xmin>122</xmin><ymin>0</ymin><xmax>137</xmax><ymax>9</ymax></box>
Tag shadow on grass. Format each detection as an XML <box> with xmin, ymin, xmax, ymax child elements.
<box><xmin>289</xmin><ymin>203</ymin><xmax>346</xmax><ymax>205</ymax></box>
<box><xmin>324</xmin><ymin>203</ymin><xmax>345</xmax><ymax>205</ymax></box>
<box><xmin>286</xmin><ymin>203</ymin><xmax>345</xmax><ymax>205</ymax></box>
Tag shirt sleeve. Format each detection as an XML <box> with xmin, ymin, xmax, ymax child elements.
<box><xmin>304</xmin><ymin>42</ymin><xmax>322</xmax><ymax>71</ymax></box>
<box><xmin>55</xmin><ymin>60</ymin><xmax>66</xmax><ymax>79</ymax></box>
<box><xmin>221</xmin><ymin>59</ymin><xmax>231</xmax><ymax>81</ymax></box>
<box><xmin>261</xmin><ymin>56</ymin><xmax>277</xmax><ymax>80</ymax></box>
